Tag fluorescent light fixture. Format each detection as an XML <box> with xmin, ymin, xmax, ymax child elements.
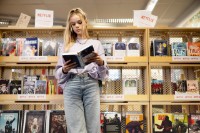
<box><xmin>93</xmin><ymin>18</ymin><xmax>133</xmax><ymax>23</ymax></box>
<box><xmin>145</xmin><ymin>0</ymin><xmax>158</xmax><ymax>12</ymax></box>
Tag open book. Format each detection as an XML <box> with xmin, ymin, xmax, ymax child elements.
<box><xmin>62</xmin><ymin>45</ymin><xmax>95</xmax><ymax>68</ymax></box>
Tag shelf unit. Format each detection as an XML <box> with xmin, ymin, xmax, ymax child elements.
<box><xmin>0</xmin><ymin>27</ymin><xmax>199</xmax><ymax>133</ymax></box>
<box><xmin>148</xmin><ymin>28</ymin><xmax>200</xmax><ymax>133</ymax></box>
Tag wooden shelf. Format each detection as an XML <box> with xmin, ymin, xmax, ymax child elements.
<box><xmin>151</xmin><ymin>95</ymin><xmax>200</xmax><ymax>102</ymax></box>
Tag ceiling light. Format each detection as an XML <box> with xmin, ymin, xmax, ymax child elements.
<box><xmin>145</xmin><ymin>0</ymin><xmax>158</xmax><ymax>12</ymax></box>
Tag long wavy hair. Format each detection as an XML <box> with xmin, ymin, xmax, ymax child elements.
<box><xmin>64</xmin><ymin>8</ymin><xmax>90</xmax><ymax>51</ymax></box>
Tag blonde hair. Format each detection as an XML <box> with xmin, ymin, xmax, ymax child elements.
<box><xmin>64</xmin><ymin>8</ymin><xmax>90</xmax><ymax>51</ymax></box>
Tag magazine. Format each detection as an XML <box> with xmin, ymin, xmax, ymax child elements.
<box><xmin>62</xmin><ymin>45</ymin><xmax>95</xmax><ymax>68</ymax></box>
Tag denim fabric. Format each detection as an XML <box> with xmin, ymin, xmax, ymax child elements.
<box><xmin>63</xmin><ymin>74</ymin><xmax>100</xmax><ymax>133</ymax></box>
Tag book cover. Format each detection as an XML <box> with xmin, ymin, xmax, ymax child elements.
<box><xmin>9</xmin><ymin>80</ymin><xmax>22</xmax><ymax>94</ymax></box>
<box><xmin>46</xmin><ymin>76</ymin><xmax>57</xmax><ymax>94</ymax></box>
<box><xmin>0</xmin><ymin>80</ymin><xmax>10</xmax><ymax>94</ymax></box>
<box><xmin>23</xmin><ymin>110</ymin><xmax>46</xmax><ymax>133</ymax></box>
<box><xmin>125</xmin><ymin>112</ymin><xmax>143</xmax><ymax>133</ymax></box>
<box><xmin>172</xmin><ymin>113</ymin><xmax>188</xmax><ymax>133</ymax></box>
<box><xmin>46</xmin><ymin>110</ymin><xmax>67</xmax><ymax>133</ymax></box>
<box><xmin>16</xmin><ymin>38</ymin><xmax>25</xmax><ymax>56</ymax></box>
<box><xmin>103</xmin><ymin>112</ymin><xmax>121</xmax><ymax>133</ymax></box>
<box><xmin>123</xmin><ymin>78</ymin><xmax>137</xmax><ymax>95</ymax></box>
<box><xmin>154</xmin><ymin>113</ymin><xmax>173</xmax><ymax>133</ymax></box>
<box><xmin>1</xmin><ymin>38</ymin><xmax>17</xmax><ymax>56</ymax></box>
<box><xmin>42</xmin><ymin>40</ymin><xmax>56</xmax><ymax>56</ymax></box>
<box><xmin>102</xmin><ymin>42</ymin><xmax>112</xmax><ymax>56</ymax></box>
<box><xmin>188</xmin><ymin>113</ymin><xmax>200</xmax><ymax>133</ymax></box>
<box><xmin>176</xmin><ymin>80</ymin><xmax>187</xmax><ymax>93</ymax></box>
<box><xmin>62</xmin><ymin>45</ymin><xmax>95</xmax><ymax>68</ymax></box>
<box><xmin>0</xmin><ymin>110</ymin><xmax>21</xmax><ymax>133</ymax></box>
<box><xmin>23</xmin><ymin>75</ymin><xmax>39</xmax><ymax>94</ymax></box>
<box><xmin>171</xmin><ymin>42</ymin><xmax>187</xmax><ymax>56</ymax></box>
<box><xmin>113</xmin><ymin>42</ymin><xmax>126</xmax><ymax>57</ymax></box>
<box><xmin>186</xmin><ymin>80</ymin><xmax>199</xmax><ymax>94</ymax></box>
<box><xmin>151</xmin><ymin>79</ymin><xmax>163</xmax><ymax>94</ymax></box>
<box><xmin>153</xmin><ymin>40</ymin><xmax>168</xmax><ymax>56</ymax></box>
<box><xmin>187</xmin><ymin>42</ymin><xmax>200</xmax><ymax>56</ymax></box>
<box><xmin>126</xmin><ymin>43</ymin><xmax>140</xmax><ymax>56</ymax></box>
<box><xmin>22</xmin><ymin>37</ymin><xmax>39</xmax><ymax>56</ymax></box>
<box><xmin>35</xmin><ymin>80</ymin><xmax>47</xmax><ymax>94</ymax></box>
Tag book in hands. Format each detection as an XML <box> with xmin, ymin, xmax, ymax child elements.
<box><xmin>62</xmin><ymin>45</ymin><xmax>95</xmax><ymax>68</ymax></box>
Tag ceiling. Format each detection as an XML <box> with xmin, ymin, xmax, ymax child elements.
<box><xmin>0</xmin><ymin>0</ymin><xmax>200</xmax><ymax>27</ymax></box>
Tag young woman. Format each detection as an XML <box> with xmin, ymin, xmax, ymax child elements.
<box><xmin>55</xmin><ymin>8</ymin><xmax>108</xmax><ymax>133</ymax></box>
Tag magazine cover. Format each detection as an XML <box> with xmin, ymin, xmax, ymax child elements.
<box><xmin>23</xmin><ymin>75</ymin><xmax>39</xmax><ymax>94</ymax></box>
<box><xmin>171</xmin><ymin>42</ymin><xmax>187</xmax><ymax>56</ymax></box>
<box><xmin>187</xmin><ymin>42</ymin><xmax>200</xmax><ymax>56</ymax></box>
<box><xmin>9</xmin><ymin>80</ymin><xmax>22</xmax><ymax>94</ymax></box>
<box><xmin>153</xmin><ymin>40</ymin><xmax>168</xmax><ymax>56</ymax></box>
<box><xmin>0</xmin><ymin>80</ymin><xmax>10</xmax><ymax>94</ymax></box>
<box><xmin>42</xmin><ymin>40</ymin><xmax>56</xmax><ymax>56</ymax></box>
<box><xmin>103</xmin><ymin>112</ymin><xmax>121</xmax><ymax>133</ymax></box>
<box><xmin>0</xmin><ymin>110</ymin><xmax>21</xmax><ymax>133</ymax></box>
<box><xmin>46</xmin><ymin>110</ymin><xmax>67</xmax><ymax>133</ymax></box>
<box><xmin>123</xmin><ymin>78</ymin><xmax>138</xmax><ymax>95</ymax></box>
<box><xmin>126</xmin><ymin>43</ymin><xmax>140</xmax><ymax>56</ymax></box>
<box><xmin>22</xmin><ymin>37</ymin><xmax>39</xmax><ymax>56</ymax></box>
<box><xmin>113</xmin><ymin>42</ymin><xmax>126</xmax><ymax>57</ymax></box>
<box><xmin>153</xmin><ymin>113</ymin><xmax>173</xmax><ymax>133</ymax></box>
<box><xmin>125</xmin><ymin>112</ymin><xmax>143</xmax><ymax>133</ymax></box>
<box><xmin>188</xmin><ymin>113</ymin><xmax>200</xmax><ymax>132</ymax></box>
<box><xmin>23</xmin><ymin>110</ymin><xmax>46</xmax><ymax>133</ymax></box>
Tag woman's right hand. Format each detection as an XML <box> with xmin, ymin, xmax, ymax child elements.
<box><xmin>62</xmin><ymin>60</ymin><xmax>77</xmax><ymax>73</ymax></box>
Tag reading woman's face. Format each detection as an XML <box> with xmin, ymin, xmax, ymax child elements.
<box><xmin>70</xmin><ymin>14</ymin><xmax>85</xmax><ymax>37</ymax></box>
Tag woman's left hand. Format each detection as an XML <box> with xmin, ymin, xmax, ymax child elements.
<box><xmin>86</xmin><ymin>52</ymin><xmax>104</xmax><ymax>66</ymax></box>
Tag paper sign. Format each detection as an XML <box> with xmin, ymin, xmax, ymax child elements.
<box><xmin>35</xmin><ymin>9</ymin><xmax>54</xmax><ymax>27</ymax></box>
<box><xmin>100</xmin><ymin>94</ymin><xmax>124</xmax><ymax>101</ymax></box>
<box><xmin>133</xmin><ymin>10</ymin><xmax>157</xmax><ymax>27</ymax></box>
<box><xmin>133</xmin><ymin>10</ymin><xmax>151</xmax><ymax>26</ymax></box>
<box><xmin>16</xmin><ymin>13</ymin><xmax>31</xmax><ymax>27</ymax></box>
<box><xmin>18</xmin><ymin>94</ymin><xmax>46</xmax><ymax>100</ymax></box>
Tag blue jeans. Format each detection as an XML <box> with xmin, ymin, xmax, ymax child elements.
<box><xmin>63</xmin><ymin>74</ymin><xmax>100</xmax><ymax>133</ymax></box>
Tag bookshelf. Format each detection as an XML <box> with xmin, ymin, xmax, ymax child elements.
<box><xmin>0</xmin><ymin>27</ymin><xmax>200</xmax><ymax>133</ymax></box>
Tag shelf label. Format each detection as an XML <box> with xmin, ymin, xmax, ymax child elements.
<box><xmin>19</xmin><ymin>56</ymin><xmax>48</xmax><ymax>61</ymax></box>
<box><xmin>172</xmin><ymin>56</ymin><xmax>200</xmax><ymax>61</ymax></box>
<box><xmin>100</xmin><ymin>94</ymin><xmax>124</xmax><ymax>101</ymax></box>
<box><xmin>174</xmin><ymin>94</ymin><xmax>200</xmax><ymax>100</ymax></box>
<box><xmin>106</xmin><ymin>56</ymin><xmax>125</xmax><ymax>62</ymax></box>
<box><xmin>17</xmin><ymin>94</ymin><xmax>46</xmax><ymax>100</ymax></box>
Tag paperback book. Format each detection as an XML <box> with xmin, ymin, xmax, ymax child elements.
<box><xmin>188</xmin><ymin>113</ymin><xmax>200</xmax><ymax>133</ymax></box>
<box><xmin>0</xmin><ymin>80</ymin><xmax>10</xmax><ymax>94</ymax></box>
<box><xmin>22</xmin><ymin>37</ymin><xmax>39</xmax><ymax>56</ymax></box>
<box><xmin>46</xmin><ymin>110</ymin><xmax>67</xmax><ymax>133</ymax></box>
<box><xmin>125</xmin><ymin>112</ymin><xmax>143</xmax><ymax>133</ymax></box>
<box><xmin>113</xmin><ymin>42</ymin><xmax>126</xmax><ymax>57</ymax></box>
<box><xmin>42</xmin><ymin>40</ymin><xmax>56</xmax><ymax>56</ymax></box>
<box><xmin>62</xmin><ymin>45</ymin><xmax>95</xmax><ymax>68</ymax></box>
<box><xmin>23</xmin><ymin>110</ymin><xmax>46</xmax><ymax>133</ymax></box>
<box><xmin>172</xmin><ymin>113</ymin><xmax>188</xmax><ymax>133</ymax></box>
<box><xmin>0</xmin><ymin>110</ymin><xmax>22</xmax><ymax>133</ymax></box>
<box><xmin>102</xmin><ymin>42</ymin><xmax>113</xmax><ymax>56</ymax></box>
<box><xmin>123</xmin><ymin>78</ymin><xmax>138</xmax><ymax>95</ymax></box>
<box><xmin>9</xmin><ymin>80</ymin><xmax>22</xmax><ymax>94</ymax></box>
<box><xmin>186</xmin><ymin>80</ymin><xmax>199</xmax><ymax>94</ymax></box>
<box><xmin>153</xmin><ymin>40</ymin><xmax>168</xmax><ymax>56</ymax></box>
<box><xmin>153</xmin><ymin>113</ymin><xmax>173</xmax><ymax>133</ymax></box>
<box><xmin>126</xmin><ymin>43</ymin><xmax>140</xmax><ymax>56</ymax></box>
<box><xmin>103</xmin><ymin>112</ymin><xmax>121</xmax><ymax>133</ymax></box>
<box><xmin>187</xmin><ymin>42</ymin><xmax>200</xmax><ymax>56</ymax></box>
<box><xmin>171</xmin><ymin>42</ymin><xmax>187</xmax><ymax>56</ymax></box>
